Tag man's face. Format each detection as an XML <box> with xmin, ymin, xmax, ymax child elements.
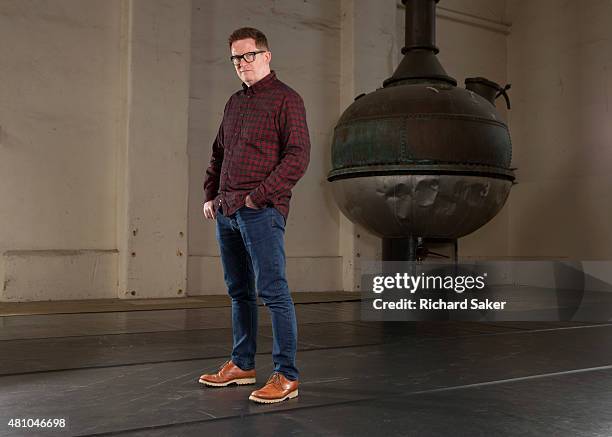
<box><xmin>230</xmin><ymin>38</ymin><xmax>271</xmax><ymax>86</ymax></box>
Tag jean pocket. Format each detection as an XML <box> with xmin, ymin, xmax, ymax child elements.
<box><xmin>269</xmin><ymin>208</ymin><xmax>285</xmax><ymax>231</ymax></box>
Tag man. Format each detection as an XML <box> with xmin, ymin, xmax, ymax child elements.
<box><xmin>198</xmin><ymin>27</ymin><xmax>310</xmax><ymax>404</ymax></box>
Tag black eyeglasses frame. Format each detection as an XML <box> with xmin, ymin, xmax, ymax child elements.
<box><xmin>230</xmin><ymin>50</ymin><xmax>267</xmax><ymax>66</ymax></box>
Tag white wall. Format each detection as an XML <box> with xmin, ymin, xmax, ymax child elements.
<box><xmin>0</xmin><ymin>0</ymin><xmax>192</xmax><ymax>301</ymax></box>
<box><xmin>0</xmin><ymin>0</ymin><xmax>122</xmax><ymax>300</ymax></box>
<box><xmin>0</xmin><ymin>0</ymin><xmax>526</xmax><ymax>301</ymax></box>
<box><xmin>0</xmin><ymin>0</ymin><xmax>121</xmax><ymax>251</ymax></box>
<box><xmin>116</xmin><ymin>0</ymin><xmax>191</xmax><ymax>299</ymax></box>
<box><xmin>506</xmin><ymin>0</ymin><xmax>612</xmax><ymax>259</ymax></box>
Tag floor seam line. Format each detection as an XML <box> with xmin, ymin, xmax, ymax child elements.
<box><xmin>403</xmin><ymin>364</ymin><xmax>612</xmax><ymax>395</ymax></box>
<box><xmin>68</xmin><ymin>364</ymin><xmax>612</xmax><ymax>436</ymax></box>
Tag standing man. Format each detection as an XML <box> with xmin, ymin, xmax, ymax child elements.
<box><xmin>198</xmin><ymin>27</ymin><xmax>310</xmax><ymax>404</ymax></box>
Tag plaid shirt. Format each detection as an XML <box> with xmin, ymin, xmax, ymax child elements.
<box><xmin>203</xmin><ymin>71</ymin><xmax>310</xmax><ymax>219</ymax></box>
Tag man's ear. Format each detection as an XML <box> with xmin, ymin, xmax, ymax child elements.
<box><xmin>265</xmin><ymin>51</ymin><xmax>272</xmax><ymax>64</ymax></box>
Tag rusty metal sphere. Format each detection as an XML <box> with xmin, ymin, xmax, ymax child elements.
<box><xmin>331</xmin><ymin>174</ymin><xmax>511</xmax><ymax>239</ymax></box>
<box><xmin>328</xmin><ymin>81</ymin><xmax>514</xmax><ymax>239</ymax></box>
<box><xmin>328</xmin><ymin>0</ymin><xmax>514</xmax><ymax>243</ymax></box>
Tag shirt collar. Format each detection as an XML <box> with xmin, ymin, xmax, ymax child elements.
<box><xmin>242</xmin><ymin>71</ymin><xmax>277</xmax><ymax>95</ymax></box>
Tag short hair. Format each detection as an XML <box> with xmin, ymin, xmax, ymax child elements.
<box><xmin>228</xmin><ymin>27</ymin><xmax>269</xmax><ymax>50</ymax></box>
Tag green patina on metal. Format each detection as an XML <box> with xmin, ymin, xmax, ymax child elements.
<box><xmin>332</xmin><ymin>112</ymin><xmax>512</xmax><ymax>175</ymax></box>
<box><xmin>332</xmin><ymin>118</ymin><xmax>405</xmax><ymax>169</ymax></box>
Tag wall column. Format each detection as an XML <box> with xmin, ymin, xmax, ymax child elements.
<box><xmin>116</xmin><ymin>0</ymin><xmax>191</xmax><ymax>299</ymax></box>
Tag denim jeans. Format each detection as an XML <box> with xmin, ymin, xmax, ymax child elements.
<box><xmin>216</xmin><ymin>206</ymin><xmax>299</xmax><ymax>381</ymax></box>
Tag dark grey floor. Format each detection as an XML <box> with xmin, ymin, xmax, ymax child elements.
<box><xmin>0</xmin><ymin>301</ymin><xmax>611</xmax><ymax>436</ymax></box>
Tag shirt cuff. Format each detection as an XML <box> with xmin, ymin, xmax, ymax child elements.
<box><xmin>203</xmin><ymin>194</ymin><xmax>220</xmax><ymax>207</ymax></box>
<box><xmin>204</xmin><ymin>189</ymin><xmax>218</xmax><ymax>203</ymax></box>
<box><xmin>248</xmin><ymin>189</ymin><xmax>266</xmax><ymax>208</ymax></box>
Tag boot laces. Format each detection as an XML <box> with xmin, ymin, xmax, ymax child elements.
<box><xmin>217</xmin><ymin>360</ymin><xmax>230</xmax><ymax>375</ymax></box>
<box><xmin>267</xmin><ymin>372</ymin><xmax>282</xmax><ymax>388</ymax></box>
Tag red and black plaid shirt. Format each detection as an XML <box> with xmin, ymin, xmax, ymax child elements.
<box><xmin>203</xmin><ymin>71</ymin><xmax>310</xmax><ymax>219</ymax></box>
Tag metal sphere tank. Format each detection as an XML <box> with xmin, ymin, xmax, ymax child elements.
<box><xmin>328</xmin><ymin>0</ymin><xmax>515</xmax><ymax>246</ymax></box>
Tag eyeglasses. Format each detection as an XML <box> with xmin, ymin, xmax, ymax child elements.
<box><xmin>230</xmin><ymin>50</ymin><xmax>267</xmax><ymax>66</ymax></box>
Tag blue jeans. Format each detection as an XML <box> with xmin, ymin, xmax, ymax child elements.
<box><xmin>216</xmin><ymin>206</ymin><xmax>299</xmax><ymax>381</ymax></box>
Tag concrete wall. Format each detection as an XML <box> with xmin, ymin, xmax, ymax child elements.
<box><xmin>1</xmin><ymin>0</ymin><xmax>526</xmax><ymax>301</ymax></box>
<box><xmin>506</xmin><ymin>0</ymin><xmax>612</xmax><ymax>260</ymax></box>
<box><xmin>116</xmin><ymin>0</ymin><xmax>191</xmax><ymax>300</ymax></box>
<box><xmin>0</xmin><ymin>0</ymin><xmax>121</xmax><ymax>251</ymax></box>
<box><xmin>0</xmin><ymin>0</ymin><xmax>191</xmax><ymax>301</ymax></box>
<box><xmin>0</xmin><ymin>0</ymin><xmax>122</xmax><ymax>300</ymax></box>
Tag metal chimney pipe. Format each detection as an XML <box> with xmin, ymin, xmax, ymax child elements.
<box><xmin>384</xmin><ymin>0</ymin><xmax>454</xmax><ymax>86</ymax></box>
<box><xmin>402</xmin><ymin>0</ymin><xmax>439</xmax><ymax>54</ymax></box>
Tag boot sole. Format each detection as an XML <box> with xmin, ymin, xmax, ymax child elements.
<box><xmin>199</xmin><ymin>377</ymin><xmax>256</xmax><ymax>387</ymax></box>
<box><xmin>249</xmin><ymin>389</ymin><xmax>298</xmax><ymax>404</ymax></box>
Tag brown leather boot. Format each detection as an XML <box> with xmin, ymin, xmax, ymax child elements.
<box><xmin>249</xmin><ymin>372</ymin><xmax>298</xmax><ymax>403</ymax></box>
<box><xmin>198</xmin><ymin>360</ymin><xmax>256</xmax><ymax>387</ymax></box>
